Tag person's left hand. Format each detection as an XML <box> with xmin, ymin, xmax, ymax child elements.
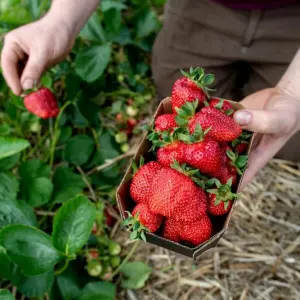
<box><xmin>233</xmin><ymin>87</ymin><xmax>300</xmax><ymax>189</ymax></box>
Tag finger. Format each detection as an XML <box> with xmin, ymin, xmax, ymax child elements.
<box><xmin>233</xmin><ymin>109</ymin><xmax>292</xmax><ymax>134</ymax></box>
<box><xmin>20</xmin><ymin>50</ymin><xmax>46</xmax><ymax>90</ymax></box>
<box><xmin>1</xmin><ymin>40</ymin><xmax>23</xmax><ymax>95</ymax></box>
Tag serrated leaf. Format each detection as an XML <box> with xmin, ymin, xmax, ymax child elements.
<box><xmin>78</xmin><ymin>282</ymin><xmax>115</xmax><ymax>300</ymax></box>
<box><xmin>52</xmin><ymin>195</ymin><xmax>96</xmax><ymax>255</ymax></box>
<box><xmin>0</xmin><ymin>153</ymin><xmax>20</xmax><ymax>171</ymax></box>
<box><xmin>0</xmin><ymin>225</ymin><xmax>63</xmax><ymax>275</ymax></box>
<box><xmin>80</xmin><ymin>12</ymin><xmax>106</xmax><ymax>42</ymax></box>
<box><xmin>63</xmin><ymin>135</ymin><xmax>94</xmax><ymax>166</ymax></box>
<box><xmin>0</xmin><ymin>137</ymin><xmax>30</xmax><ymax>159</ymax></box>
<box><xmin>26</xmin><ymin>177</ymin><xmax>53</xmax><ymax>207</ymax></box>
<box><xmin>121</xmin><ymin>262</ymin><xmax>152</xmax><ymax>289</ymax></box>
<box><xmin>19</xmin><ymin>159</ymin><xmax>50</xmax><ymax>179</ymax></box>
<box><xmin>75</xmin><ymin>44</ymin><xmax>111</xmax><ymax>82</ymax></box>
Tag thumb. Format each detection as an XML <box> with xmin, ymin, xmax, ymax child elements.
<box><xmin>233</xmin><ymin>109</ymin><xmax>291</xmax><ymax>134</ymax></box>
<box><xmin>20</xmin><ymin>51</ymin><xmax>46</xmax><ymax>90</ymax></box>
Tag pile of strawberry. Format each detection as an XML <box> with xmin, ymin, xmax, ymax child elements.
<box><xmin>124</xmin><ymin>68</ymin><xmax>252</xmax><ymax>247</ymax></box>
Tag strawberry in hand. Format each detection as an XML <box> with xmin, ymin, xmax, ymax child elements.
<box><xmin>171</xmin><ymin>67</ymin><xmax>215</xmax><ymax>113</ymax></box>
<box><xmin>24</xmin><ymin>87</ymin><xmax>59</xmax><ymax>119</ymax></box>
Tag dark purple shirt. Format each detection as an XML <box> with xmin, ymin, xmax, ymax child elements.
<box><xmin>212</xmin><ymin>0</ymin><xmax>299</xmax><ymax>9</ymax></box>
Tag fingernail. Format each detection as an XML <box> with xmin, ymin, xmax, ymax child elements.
<box><xmin>234</xmin><ymin>111</ymin><xmax>251</xmax><ymax>126</ymax></box>
<box><xmin>22</xmin><ymin>79</ymin><xmax>34</xmax><ymax>90</ymax></box>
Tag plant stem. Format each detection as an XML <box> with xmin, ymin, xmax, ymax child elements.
<box><xmin>110</xmin><ymin>241</ymin><xmax>140</xmax><ymax>279</ymax></box>
<box><xmin>49</xmin><ymin>101</ymin><xmax>73</xmax><ymax>168</ymax></box>
<box><xmin>55</xmin><ymin>259</ymin><xmax>70</xmax><ymax>275</ymax></box>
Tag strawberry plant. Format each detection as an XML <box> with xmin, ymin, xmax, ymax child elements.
<box><xmin>0</xmin><ymin>0</ymin><xmax>166</xmax><ymax>298</ymax></box>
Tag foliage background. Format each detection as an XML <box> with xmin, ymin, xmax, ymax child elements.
<box><xmin>0</xmin><ymin>0</ymin><xmax>166</xmax><ymax>299</ymax></box>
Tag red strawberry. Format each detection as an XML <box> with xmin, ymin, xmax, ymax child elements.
<box><xmin>24</xmin><ymin>88</ymin><xmax>59</xmax><ymax>119</ymax></box>
<box><xmin>206</xmin><ymin>178</ymin><xmax>238</xmax><ymax>216</ymax></box>
<box><xmin>132</xmin><ymin>203</ymin><xmax>163</xmax><ymax>232</ymax></box>
<box><xmin>180</xmin><ymin>215</ymin><xmax>213</xmax><ymax>246</ymax></box>
<box><xmin>130</xmin><ymin>161</ymin><xmax>162</xmax><ymax>204</ymax></box>
<box><xmin>104</xmin><ymin>208</ymin><xmax>116</xmax><ymax>228</ymax></box>
<box><xmin>88</xmin><ymin>249</ymin><xmax>99</xmax><ymax>259</ymax></box>
<box><xmin>184</xmin><ymin>137</ymin><xmax>221</xmax><ymax>175</ymax></box>
<box><xmin>157</xmin><ymin>142</ymin><xmax>186</xmax><ymax>167</ymax></box>
<box><xmin>162</xmin><ymin>218</ymin><xmax>181</xmax><ymax>243</ymax></box>
<box><xmin>189</xmin><ymin>107</ymin><xmax>242</xmax><ymax>142</ymax></box>
<box><xmin>209</xmin><ymin>98</ymin><xmax>234</xmax><ymax>116</ymax></box>
<box><xmin>235</xmin><ymin>142</ymin><xmax>248</xmax><ymax>154</ymax></box>
<box><xmin>208</xmin><ymin>194</ymin><xmax>233</xmax><ymax>216</ymax></box>
<box><xmin>213</xmin><ymin>163</ymin><xmax>238</xmax><ymax>186</ymax></box>
<box><xmin>127</xmin><ymin>118</ymin><xmax>137</xmax><ymax>129</ymax></box>
<box><xmin>149</xmin><ymin>168</ymin><xmax>207</xmax><ymax>222</ymax></box>
<box><xmin>155</xmin><ymin>114</ymin><xmax>177</xmax><ymax>132</ymax></box>
<box><xmin>171</xmin><ymin>67</ymin><xmax>214</xmax><ymax>113</ymax></box>
<box><xmin>163</xmin><ymin>216</ymin><xmax>213</xmax><ymax>246</ymax></box>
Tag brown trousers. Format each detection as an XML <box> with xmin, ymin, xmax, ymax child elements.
<box><xmin>152</xmin><ymin>0</ymin><xmax>300</xmax><ymax>161</ymax></box>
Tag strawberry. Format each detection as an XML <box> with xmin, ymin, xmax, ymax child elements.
<box><xmin>178</xmin><ymin>124</ymin><xmax>221</xmax><ymax>175</ymax></box>
<box><xmin>189</xmin><ymin>107</ymin><xmax>242</xmax><ymax>142</ymax></box>
<box><xmin>88</xmin><ymin>249</ymin><xmax>99</xmax><ymax>259</ymax></box>
<box><xmin>24</xmin><ymin>88</ymin><xmax>59</xmax><ymax>119</ymax></box>
<box><xmin>163</xmin><ymin>215</ymin><xmax>213</xmax><ymax>246</ymax></box>
<box><xmin>130</xmin><ymin>160</ymin><xmax>162</xmax><ymax>204</ymax></box>
<box><xmin>171</xmin><ymin>67</ymin><xmax>214</xmax><ymax>113</ymax></box>
<box><xmin>162</xmin><ymin>218</ymin><xmax>181</xmax><ymax>243</ymax></box>
<box><xmin>235</xmin><ymin>142</ymin><xmax>248</xmax><ymax>155</ymax></box>
<box><xmin>149</xmin><ymin>167</ymin><xmax>207</xmax><ymax>222</ymax></box>
<box><xmin>208</xmin><ymin>98</ymin><xmax>234</xmax><ymax>116</ymax></box>
<box><xmin>127</xmin><ymin>118</ymin><xmax>137</xmax><ymax>129</ymax></box>
<box><xmin>157</xmin><ymin>141</ymin><xmax>186</xmax><ymax>167</ymax></box>
<box><xmin>132</xmin><ymin>203</ymin><xmax>163</xmax><ymax>233</ymax></box>
<box><xmin>206</xmin><ymin>178</ymin><xmax>238</xmax><ymax>216</ymax></box>
<box><xmin>155</xmin><ymin>114</ymin><xmax>177</xmax><ymax>132</ymax></box>
<box><xmin>104</xmin><ymin>208</ymin><xmax>117</xmax><ymax>228</ymax></box>
<box><xmin>180</xmin><ymin>215</ymin><xmax>213</xmax><ymax>246</ymax></box>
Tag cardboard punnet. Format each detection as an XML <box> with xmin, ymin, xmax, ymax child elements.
<box><xmin>116</xmin><ymin>97</ymin><xmax>254</xmax><ymax>259</ymax></box>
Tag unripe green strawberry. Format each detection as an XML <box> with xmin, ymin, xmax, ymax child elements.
<box><xmin>108</xmin><ymin>241</ymin><xmax>121</xmax><ymax>256</ymax></box>
<box><xmin>110</xmin><ymin>256</ymin><xmax>121</xmax><ymax>268</ymax></box>
<box><xmin>87</xmin><ymin>260</ymin><xmax>102</xmax><ymax>277</ymax></box>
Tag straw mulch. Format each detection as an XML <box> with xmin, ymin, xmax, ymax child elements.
<box><xmin>116</xmin><ymin>159</ymin><xmax>300</xmax><ymax>300</ymax></box>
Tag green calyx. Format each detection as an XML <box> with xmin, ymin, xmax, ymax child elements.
<box><xmin>175</xmin><ymin>99</ymin><xmax>199</xmax><ymax>127</ymax></box>
<box><xmin>177</xmin><ymin>123</ymin><xmax>211</xmax><ymax>144</ymax></box>
<box><xmin>181</xmin><ymin>67</ymin><xmax>215</xmax><ymax>98</ymax></box>
<box><xmin>231</xmin><ymin>131</ymin><xmax>253</xmax><ymax>147</ymax></box>
<box><xmin>226</xmin><ymin>150</ymin><xmax>248</xmax><ymax>175</ymax></box>
<box><xmin>122</xmin><ymin>211</ymin><xmax>149</xmax><ymax>242</ymax></box>
<box><xmin>171</xmin><ymin>160</ymin><xmax>208</xmax><ymax>189</ymax></box>
<box><xmin>206</xmin><ymin>178</ymin><xmax>239</xmax><ymax>209</ymax></box>
<box><xmin>131</xmin><ymin>156</ymin><xmax>145</xmax><ymax>175</ymax></box>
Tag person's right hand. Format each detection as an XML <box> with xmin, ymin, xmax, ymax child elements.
<box><xmin>1</xmin><ymin>15</ymin><xmax>75</xmax><ymax>95</ymax></box>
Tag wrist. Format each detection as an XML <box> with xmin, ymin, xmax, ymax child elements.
<box><xmin>46</xmin><ymin>0</ymin><xmax>99</xmax><ymax>38</ymax></box>
<box><xmin>277</xmin><ymin>49</ymin><xmax>300</xmax><ymax>100</ymax></box>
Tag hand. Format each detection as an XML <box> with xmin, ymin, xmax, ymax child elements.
<box><xmin>233</xmin><ymin>88</ymin><xmax>300</xmax><ymax>189</ymax></box>
<box><xmin>1</xmin><ymin>15</ymin><xmax>75</xmax><ymax>95</ymax></box>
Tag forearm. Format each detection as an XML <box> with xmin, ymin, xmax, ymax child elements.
<box><xmin>277</xmin><ymin>49</ymin><xmax>300</xmax><ymax>99</ymax></box>
<box><xmin>46</xmin><ymin>0</ymin><xmax>100</xmax><ymax>38</ymax></box>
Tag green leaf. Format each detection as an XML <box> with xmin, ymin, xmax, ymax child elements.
<box><xmin>101</xmin><ymin>1</ymin><xmax>127</xmax><ymax>11</ymax></box>
<box><xmin>63</xmin><ymin>135</ymin><xmax>94</xmax><ymax>166</ymax></box>
<box><xmin>121</xmin><ymin>262</ymin><xmax>152</xmax><ymax>289</ymax></box>
<box><xmin>52</xmin><ymin>186</ymin><xmax>83</xmax><ymax>204</ymax></box>
<box><xmin>0</xmin><ymin>153</ymin><xmax>20</xmax><ymax>171</ymax></box>
<box><xmin>58</xmin><ymin>126</ymin><xmax>73</xmax><ymax>144</ymax></box>
<box><xmin>41</xmin><ymin>74</ymin><xmax>53</xmax><ymax>88</ymax></box>
<box><xmin>0</xmin><ymin>4</ymin><xmax>32</xmax><ymax>25</ymax></box>
<box><xmin>78</xmin><ymin>282</ymin><xmax>116</xmax><ymax>300</ymax></box>
<box><xmin>0</xmin><ymin>289</ymin><xmax>14</xmax><ymax>300</ymax></box>
<box><xmin>56</xmin><ymin>265</ymin><xmax>81</xmax><ymax>300</ymax></box>
<box><xmin>136</xmin><ymin>8</ymin><xmax>158</xmax><ymax>39</ymax></box>
<box><xmin>0</xmin><ymin>137</ymin><xmax>30</xmax><ymax>159</ymax></box>
<box><xmin>19</xmin><ymin>159</ymin><xmax>50</xmax><ymax>179</ymax></box>
<box><xmin>0</xmin><ymin>199</ymin><xmax>34</xmax><ymax>229</ymax></box>
<box><xmin>80</xmin><ymin>12</ymin><xmax>106</xmax><ymax>42</ymax></box>
<box><xmin>0</xmin><ymin>172</ymin><xmax>18</xmax><ymax>202</ymax></box>
<box><xmin>75</xmin><ymin>44</ymin><xmax>111</xmax><ymax>82</ymax></box>
<box><xmin>26</xmin><ymin>177</ymin><xmax>53</xmax><ymax>207</ymax></box>
<box><xmin>52</xmin><ymin>195</ymin><xmax>96</xmax><ymax>255</ymax></box>
<box><xmin>0</xmin><ymin>225</ymin><xmax>63</xmax><ymax>275</ymax></box>
<box><xmin>103</xmin><ymin>8</ymin><xmax>122</xmax><ymax>34</ymax></box>
<box><xmin>16</xmin><ymin>270</ymin><xmax>54</xmax><ymax>298</ymax></box>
